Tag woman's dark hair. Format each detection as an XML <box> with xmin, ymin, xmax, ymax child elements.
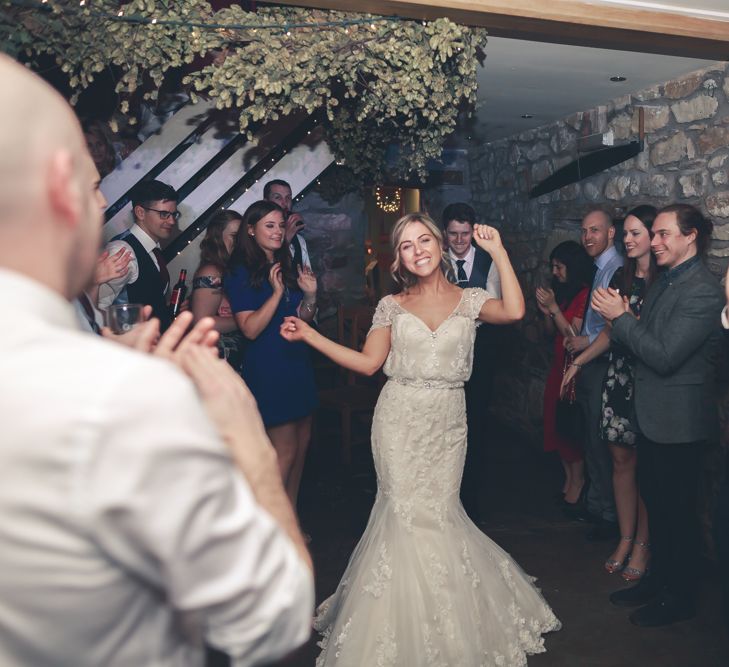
<box><xmin>549</xmin><ymin>240</ymin><xmax>594</xmax><ymax>307</ymax></box>
<box><xmin>199</xmin><ymin>210</ymin><xmax>242</xmax><ymax>272</ymax></box>
<box><xmin>659</xmin><ymin>203</ymin><xmax>713</xmax><ymax>256</ymax></box>
<box><xmin>228</xmin><ymin>200</ymin><xmax>298</xmax><ymax>290</ymax></box>
<box><xmin>619</xmin><ymin>205</ymin><xmax>658</xmax><ymax>294</ymax></box>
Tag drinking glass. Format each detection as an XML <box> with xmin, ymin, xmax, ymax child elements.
<box><xmin>106</xmin><ymin>303</ymin><xmax>144</xmax><ymax>334</ymax></box>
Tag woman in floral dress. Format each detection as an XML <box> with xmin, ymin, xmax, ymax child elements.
<box><xmin>562</xmin><ymin>205</ymin><xmax>657</xmax><ymax>580</ymax></box>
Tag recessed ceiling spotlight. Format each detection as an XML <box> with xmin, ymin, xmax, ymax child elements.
<box><xmin>610</xmin><ymin>75</ymin><xmax>627</xmax><ymax>82</ymax></box>
<box><xmin>521</xmin><ymin>113</ymin><xmax>534</xmax><ymax>119</ymax></box>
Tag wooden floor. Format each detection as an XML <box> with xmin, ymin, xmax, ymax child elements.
<box><xmin>270</xmin><ymin>420</ymin><xmax>729</xmax><ymax>667</ymax></box>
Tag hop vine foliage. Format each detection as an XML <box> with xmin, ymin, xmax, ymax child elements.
<box><xmin>2</xmin><ymin>0</ymin><xmax>487</xmax><ymax>182</ymax></box>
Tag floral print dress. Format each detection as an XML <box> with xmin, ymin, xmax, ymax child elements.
<box><xmin>599</xmin><ymin>269</ymin><xmax>646</xmax><ymax>447</ymax></box>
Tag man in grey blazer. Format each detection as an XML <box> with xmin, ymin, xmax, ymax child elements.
<box><xmin>593</xmin><ymin>204</ymin><xmax>723</xmax><ymax>627</ymax></box>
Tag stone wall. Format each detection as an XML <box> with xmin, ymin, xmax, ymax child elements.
<box><xmin>460</xmin><ymin>62</ymin><xmax>729</xmax><ymax>443</ymax></box>
<box><xmin>296</xmin><ymin>190</ymin><xmax>367</xmax><ymax>330</ymax></box>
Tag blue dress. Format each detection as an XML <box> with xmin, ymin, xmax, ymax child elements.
<box><xmin>225</xmin><ymin>264</ymin><xmax>318</xmax><ymax>427</ymax></box>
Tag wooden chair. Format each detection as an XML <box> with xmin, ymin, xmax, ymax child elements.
<box><xmin>316</xmin><ymin>304</ymin><xmax>381</xmax><ymax>466</ymax></box>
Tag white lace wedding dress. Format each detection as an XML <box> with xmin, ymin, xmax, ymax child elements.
<box><xmin>314</xmin><ymin>288</ymin><xmax>560</xmax><ymax>666</ymax></box>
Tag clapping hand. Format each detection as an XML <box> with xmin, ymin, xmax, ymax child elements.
<box><xmin>536</xmin><ymin>287</ymin><xmax>557</xmax><ymax>316</ymax></box>
<box><xmin>102</xmin><ymin>309</ymin><xmax>219</xmax><ymax>359</ymax></box>
<box><xmin>269</xmin><ymin>262</ymin><xmax>285</xmax><ymax>295</ymax></box>
<box><xmin>473</xmin><ymin>224</ymin><xmax>504</xmax><ymax>256</ymax></box>
<box><xmin>94</xmin><ymin>248</ymin><xmax>132</xmax><ymax>285</ymax></box>
<box><xmin>591</xmin><ymin>287</ymin><xmax>629</xmax><ymax>323</ymax></box>
<box><xmin>297</xmin><ymin>266</ymin><xmax>317</xmax><ymax>296</ymax></box>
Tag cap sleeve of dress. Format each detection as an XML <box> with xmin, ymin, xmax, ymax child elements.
<box><xmin>466</xmin><ymin>287</ymin><xmax>494</xmax><ymax>322</ymax></box>
<box><xmin>369</xmin><ymin>295</ymin><xmax>397</xmax><ymax>333</ymax></box>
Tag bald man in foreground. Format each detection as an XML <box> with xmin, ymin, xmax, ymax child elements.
<box><xmin>0</xmin><ymin>55</ymin><xmax>313</xmax><ymax>666</ymax></box>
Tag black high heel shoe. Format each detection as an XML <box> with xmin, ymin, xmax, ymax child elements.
<box><xmin>553</xmin><ymin>491</ymin><xmax>566</xmax><ymax>504</ymax></box>
<box><xmin>561</xmin><ymin>484</ymin><xmax>595</xmax><ymax>522</ymax></box>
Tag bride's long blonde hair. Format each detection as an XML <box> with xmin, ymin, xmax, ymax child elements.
<box><xmin>390</xmin><ymin>212</ymin><xmax>454</xmax><ymax>291</ymax></box>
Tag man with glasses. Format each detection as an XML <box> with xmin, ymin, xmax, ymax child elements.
<box><xmin>99</xmin><ymin>180</ymin><xmax>180</xmax><ymax>331</ymax></box>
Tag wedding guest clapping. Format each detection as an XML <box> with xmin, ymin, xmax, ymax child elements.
<box><xmin>593</xmin><ymin>204</ymin><xmax>723</xmax><ymax>627</ymax></box>
<box><xmin>536</xmin><ymin>241</ymin><xmax>593</xmax><ymax>507</ymax></box>
<box><xmin>565</xmin><ymin>208</ymin><xmax>623</xmax><ymax>540</ymax></box>
<box><xmin>191</xmin><ymin>210</ymin><xmax>245</xmax><ymax>370</ymax></box>
<box><xmin>75</xmin><ymin>247</ymin><xmax>132</xmax><ymax>334</ymax></box>
<box><xmin>225</xmin><ymin>200</ymin><xmax>318</xmax><ymax>509</ymax></box>
<box><xmin>0</xmin><ymin>54</ymin><xmax>313</xmax><ymax>667</ymax></box>
<box><xmin>564</xmin><ymin>205</ymin><xmax>657</xmax><ymax>581</ymax></box>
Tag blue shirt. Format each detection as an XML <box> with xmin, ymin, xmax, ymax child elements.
<box><xmin>581</xmin><ymin>245</ymin><xmax>623</xmax><ymax>343</ymax></box>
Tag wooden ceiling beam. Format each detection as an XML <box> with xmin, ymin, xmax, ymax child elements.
<box><xmin>273</xmin><ymin>0</ymin><xmax>729</xmax><ymax>60</ymax></box>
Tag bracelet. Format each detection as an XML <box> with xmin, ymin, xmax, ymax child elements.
<box><xmin>301</xmin><ymin>299</ymin><xmax>316</xmax><ymax>312</ymax></box>
<box><xmin>570</xmin><ymin>362</ymin><xmax>582</xmax><ymax>368</ymax></box>
<box><xmin>548</xmin><ymin>311</ymin><xmax>557</xmax><ymax>319</ymax></box>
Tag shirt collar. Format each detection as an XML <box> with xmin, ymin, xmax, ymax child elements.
<box><xmin>449</xmin><ymin>245</ymin><xmax>475</xmax><ymax>265</ymax></box>
<box><xmin>661</xmin><ymin>254</ymin><xmax>700</xmax><ymax>283</ymax></box>
<box><xmin>594</xmin><ymin>245</ymin><xmax>619</xmax><ymax>270</ymax></box>
<box><xmin>0</xmin><ymin>268</ymin><xmax>80</xmax><ymax>331</ymax></box>
<box><xmin>130</xmin><ymin>224</ymin><xmax>160</xmax><ymax>253</ymax></box>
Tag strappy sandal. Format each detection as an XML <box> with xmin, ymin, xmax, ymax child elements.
<box><xmin>622</xmin><ymin>541</ymin><xmax>650</xmax><ymax>582</ymax></box>
<box><xmin>604</xmin><ymin>536</ymin><xmax>634</xmax><ymax>574</ymax></box>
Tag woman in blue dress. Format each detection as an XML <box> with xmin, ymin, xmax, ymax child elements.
<box><xmin>225</xmin><ymin>200</ymin><xmax>318</xmax><ymax>507</ymax></box>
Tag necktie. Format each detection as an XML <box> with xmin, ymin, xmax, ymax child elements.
<box><xmin>456</xmin><ymin>259</ymin><xmax>468</xmax><ymax>285</ymax></box>
<box><xmin>78</xmin><ymin>293</ymin><xmax>101</xmax><ymax>335</ymax></box>
<box><xmin>152</xmin><ymin>248</ymin><xmax>170</xmax><ymax>291</ymax></box>
<box><xmin>290</xmin><ymin>234</ymin><xmax>304</xmax><ymax>273</ymax></box>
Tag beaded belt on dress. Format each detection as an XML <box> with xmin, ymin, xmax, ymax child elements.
<box><xmin>391</xmin><ymin>377</ymin><xmax>463</xmax><ymax>390</ymax></box>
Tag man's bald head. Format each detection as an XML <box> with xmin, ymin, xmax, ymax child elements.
<box><xmin>0</xmin><ymin>55</ymin><xmax>107</xmax><ymax>298</ymax></box>
<box><xmin>581</xmin><ymin>208</ymin><xmax>615</xmax><ymax>259</ymax></box>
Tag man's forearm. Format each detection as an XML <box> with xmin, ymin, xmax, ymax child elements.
<box><xmin>228</xmin><ymin>437</ymin><xmax>312</xmax><ymax>571</ymax></box>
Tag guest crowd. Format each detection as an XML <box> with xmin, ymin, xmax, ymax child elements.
<box><xmin>2</xmin><ymin>50</ymin><xmax>729</xmax><ymax>667</ymax></box>
<box><xmin>538</xmin><ymin>203</ymin><xmax>725</xmax><ymax>628</ymax></box>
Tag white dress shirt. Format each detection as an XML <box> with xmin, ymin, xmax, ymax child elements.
<box><xmin>98</xmin><ymin>224</ymin><xmax>164</xmax><ymax>309</ymax></box>
<box><xmin>0</xmin><ymin>269</ymin><xmax>313</xmax><ymax>667</ymax></box>
<box><xmin>73</xmin><ymin>293</ymin><xmax>104</xmax><ymax>333</ymax></box>
<box><xmin>289</xmin><ymin>232</ymin><xmax>312</xmax><ymax>270</ymax></box>
<box><xmin>448</xmin><ymin>245</ymin><xmax>502</xmax><ymax>298</ymax></box>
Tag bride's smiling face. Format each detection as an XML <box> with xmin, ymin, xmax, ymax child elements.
<box><xmin>397</xmin><ymin>221</ymin><xmax>441</xmax><ymax>278</ymax></box>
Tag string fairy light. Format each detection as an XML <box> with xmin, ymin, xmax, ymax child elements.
<box><xmin>374</xmin><ymin>186</ymin><xmax>401</xmax><ymax>213</ymax></box>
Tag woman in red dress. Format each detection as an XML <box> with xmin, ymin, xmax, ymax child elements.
<box><xmin>536</xmin><ymin>241</ymin><xmax>594</xmax><ymax>506</ymax></box>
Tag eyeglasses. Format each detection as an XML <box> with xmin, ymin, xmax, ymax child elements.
<box><xmin>142</xmin><ymin>206</ymin><xmax>181</xmax><ymax>222</ymax></box>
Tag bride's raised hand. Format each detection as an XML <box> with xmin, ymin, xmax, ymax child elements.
<box><xmin>280</xmin><ymin>315</ymin><xmax>311</xmax><ymax>342</ymax></box>
<box><xmin>473</xmin><ymin>224</ymin><xmax>504</xmax><ymax>256</ymax></box>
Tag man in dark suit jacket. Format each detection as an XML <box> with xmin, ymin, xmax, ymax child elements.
<box><xmin>593</xmin><ymin>204</ymin><xmax>723</xmax><ymax>627</ymax></box>
<box><xmin>442</xmin><ymin>203</ymin><xmax>501</xmax><ymax>523</ymax></box>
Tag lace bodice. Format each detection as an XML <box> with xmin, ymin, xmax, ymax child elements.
<box><xmin>370</xmin><ymin>288</ymin><xmax>492</xmax><ymax>386</ymax></box>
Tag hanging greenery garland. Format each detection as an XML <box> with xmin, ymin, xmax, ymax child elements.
<box><xmin>2</xmin><ymin>0</ymin><xmax>487</xmax><ymax>183</ymax></box>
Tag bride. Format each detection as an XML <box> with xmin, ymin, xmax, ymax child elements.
<box><xmin>280</xmin><ymin>213</ymin><xmax>560</xmax><ymax>666</ymax></box>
